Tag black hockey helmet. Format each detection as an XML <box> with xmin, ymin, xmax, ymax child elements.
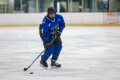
<box><xmin>47</xmin><ymin>7</ymin><xmax>56</xmax><ymax>14</ymax></box>
<box><xmin>47</xmin><ymin>7</ymin><xmax>56</xmax><ymax>20</ymax></box>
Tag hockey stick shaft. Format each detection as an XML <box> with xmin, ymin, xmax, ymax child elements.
<box><xmin>24</xmin><ymin>36</ymin><xmax>56</xmax><ymax>71</ymax></box>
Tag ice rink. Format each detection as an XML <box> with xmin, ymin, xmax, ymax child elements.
<box><xmin>0</xmin><ymin>26</ymin><xmax>120</xmax><ymax>80</ymax></box>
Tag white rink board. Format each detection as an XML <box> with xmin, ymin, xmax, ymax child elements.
<box><xmin>0</xmin><ymin>13</ymin><xmax>103</xmax><ymax>25</ymax></box>
<box><xmin>0</xmin><ymin>26</ymin><xmax>120</xmax><ymax>80</ymax></box>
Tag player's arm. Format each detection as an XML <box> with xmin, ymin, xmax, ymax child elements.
<box><xmin>41</xmin><ymin>19</ymin><xmax>49</xmax><ymax>42</ymax></box>
<box><xmin>59</xmin><ymin>15</ymin><xmax>65</xmax><ymax>32</ymax></box>
<box><xmin>41</xmin><ymin>19</ymin><xmax>50</xmax><ymax>50</ymax></box>
<box><xmin>55</xmin><ymin>15</ymin><xmax>65</xmax><ymax>37</ymax></box>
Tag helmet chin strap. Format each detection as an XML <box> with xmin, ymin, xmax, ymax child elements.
<box><xmin>47</xmin><ymin>14</ymin><xmax>55</xmax><ymax>21</ymax></box>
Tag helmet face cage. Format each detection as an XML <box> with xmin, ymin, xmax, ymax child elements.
<box><xmin>47</xmin><ymin>7</ymin><xmax>56</xmax><ymax>20</ymax></box>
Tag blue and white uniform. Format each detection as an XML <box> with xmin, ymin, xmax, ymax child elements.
<box><xmin>41</xmin><ymin>14</ymin><xmax>65</xmax><ymax>61</ymax></box>
<box><xmin>42</xmin><ymin>14</ymin><xmax>65</xmax><ymax>41</ymax></box>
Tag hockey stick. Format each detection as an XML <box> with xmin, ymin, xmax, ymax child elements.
<box><xmin>23</xmin><ymin>36</ymin><xmax>56</xmax><ymax>71</ymax></box>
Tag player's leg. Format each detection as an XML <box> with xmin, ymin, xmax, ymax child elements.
<box><xmin>52</xmin><ymin>45</ymin><xmax>62</xmax><ymax>60</ymax></box>
<box><xmin>51</xmin><ymin>37</ymin><xmax>62</xmax><ymax>68</ymax></box>
<box><xmin>39</xmin><ymin>25</ymin><xmax>55</xmax><ymax>68</ymax></box>
<box><xmin>40</xmin><ymin>46</ymin><xmax>54</xmax><ymax>68</ymax></box>
<box><xmin>40</xmin><ymin>36</ymin><xmax>55</xmax><ymax>68</ymax></box>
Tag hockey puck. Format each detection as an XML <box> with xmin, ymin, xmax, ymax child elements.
<box><xmin>30</xmin><ymin>72</ymin><xmax>33</xmax><ymax>74</ymax></box>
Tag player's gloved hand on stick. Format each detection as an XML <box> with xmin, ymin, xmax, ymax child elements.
<box><xmin>44</xmin><ymin>41</ymin><xmax>50</xmax><ymax>50</ymax></box>
<box><xmin>55</xmin><ymin>29</ymin><xmax>62</xmax><ymax>37</ymax></box>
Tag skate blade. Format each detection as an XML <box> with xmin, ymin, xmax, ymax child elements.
<box><xmin>50</xmin><ymin>66</ymin><xmax>61</xmax><ymax>69</ymax></box>
<box><xmin>39</xmin><ymin>64</ymin><xmax>48</xmax><ymax>69</ymax></box>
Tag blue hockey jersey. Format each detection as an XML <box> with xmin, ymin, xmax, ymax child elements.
<box><xmin>41</xmin><ymin>14</ymin><xmax>65</xmax><ymax>42</ymax></box>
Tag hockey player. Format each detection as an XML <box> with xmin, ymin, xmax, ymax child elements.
<box><xmin>39</xmin><ymin>7</ymin><xmax>65</xmax><ymax>68</ymax></box>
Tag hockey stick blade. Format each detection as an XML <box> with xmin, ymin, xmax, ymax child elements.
<box><xmin>23</xmin><ymin>68</ymin><xmax>28</xmax><ymax>71</ymax></box>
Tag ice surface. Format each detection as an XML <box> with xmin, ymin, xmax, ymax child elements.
<box><xmin>0</xmin><ymin>26</ymin><xmax>120</xmax><ymax>80</ymax></box>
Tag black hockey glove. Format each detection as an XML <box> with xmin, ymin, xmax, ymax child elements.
<box><xmin>55</xmin><ymin>29</ymin><xmax>62</xmax><ymax>37</ymax></box>
<box><xmin>44</xmin><ymin>41</ymin><xmax>50</xmax><ymax>50</ymax></box>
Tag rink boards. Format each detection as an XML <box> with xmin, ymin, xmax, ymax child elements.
<box><xmin>0</xmin><ymin>13</ymin><xmax>120</xmax><ymax>27</ymax></box>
